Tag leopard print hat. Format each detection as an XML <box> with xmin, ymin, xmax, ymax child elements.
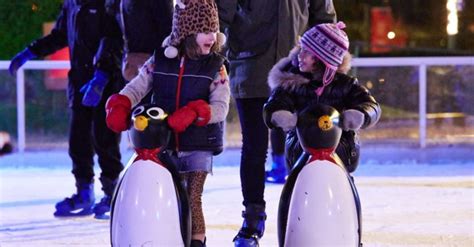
<box><xmin>162</xmin><ymin>0</ymin><xmax>226</xmax><ymax>58</ymax></box>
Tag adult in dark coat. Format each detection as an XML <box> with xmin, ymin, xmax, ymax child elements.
<box><xmin>9</xmin><ymin>0</ymin><xmax>125</xmax><ymax>218</ymax></box>
<box><xmin>105</xmin><ymin>0</ymin><xmax>173</xmax><ymax>81</ymax></box>
<box><xmin>216</xmin><ymin>0</ymin><xmax>337</xmax><ymax>245</ymax></box>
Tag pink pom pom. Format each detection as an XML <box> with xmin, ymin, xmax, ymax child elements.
<box><xmin>336</xmin><ymin>21</ymin><xmax>346</xmax><ymax>29</ymax></box>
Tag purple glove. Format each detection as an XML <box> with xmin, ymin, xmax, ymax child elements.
<box><xmin>9</xmin><ymin>48</ymin><xmax>36</xmax><ymax>75</ymax></box>
<box><xmin>80</xmin><ymin>70</ymin><xmax>109</xmax><ymax>107</ymax></box>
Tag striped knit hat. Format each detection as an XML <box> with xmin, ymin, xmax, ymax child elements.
<box><xmin>300</xmin><ymin>21</ymin><xmax>349</xmax><ymax>96</ymax></box>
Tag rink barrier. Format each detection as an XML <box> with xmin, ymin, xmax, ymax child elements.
<box><xmin>1</xmin><ymin>57</ymin><xmax>473</xmax><ymax>152</ymax></box>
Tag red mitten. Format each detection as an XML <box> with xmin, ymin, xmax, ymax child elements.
<box><xmin>105</xmin><ymin>94</ymin><xmax>132</xmax><ymax>133</ymax></box>
<box><xmin>187</xmin><ymin>99</ymin><xmax>211</xmax><ymax>126</ymax></box>
<box><xmin>167</xmin><ymin>106</ymin><xmax>197</xmax><ymax>133</ymax></box>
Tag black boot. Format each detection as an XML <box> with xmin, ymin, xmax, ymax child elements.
<box><xmin>233</xmin><ymin>204</ymin><xmax>266</xmax><ymax>247</ymax></box>
<box><xmin>190</xmin><ymin>238</ymin><xmax>206</xmax><ymax>247</ymax></box>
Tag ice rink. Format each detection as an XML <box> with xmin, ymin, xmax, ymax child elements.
<box><xmin>0</xmin><ymin>147</ymin><xmax>473</xmax><ymax>247</ymax></box>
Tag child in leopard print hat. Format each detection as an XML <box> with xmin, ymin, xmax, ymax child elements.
<box><xmin>105</xmin><ymin>0</ymin><xmax>230</xmax><ymax>245</ymax></box>
<box><xmin>162</xmin><ymin>0</ymin><xmax>226</xmax><ymax>58</ymax></box>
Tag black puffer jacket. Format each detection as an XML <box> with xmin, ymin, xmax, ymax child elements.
<box><xmin>105</xmin><ymin>0</ymin><xmax>173</xmax><ymax>54</ymax></box>
<box><xmin>263</xmin><ymin>50</ymin><xmax>381</xmax><ymax>172</ymax></box>
<box><xmin>28</xmin><ymin>0</ymin><xmax>124</xmax><ymax>107</ymax></box>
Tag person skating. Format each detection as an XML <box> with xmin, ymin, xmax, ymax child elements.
<box><xmin>9</xmin><ymin>0</ymin><xmax>125</xmax><ymax>218</ymax></box>
<box><xmin>216</xmin><ymin>0</ymin><xmax>337</xmax><ymax>245</ymax></box>
<box><xmin>105</xmin><ymin>0</ymin><xmax>230</xmax><ymax>245</ymax></box>
<box><xmin>263</xmin><ymin>22</ymin><xmax>381</xmax><ymax>176</ymax></box>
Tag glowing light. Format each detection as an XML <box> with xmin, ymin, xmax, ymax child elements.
<box><xmin>366</xmin><ymin>81</ymin><xmax>374</xmax><ymax>89</ymax></box>
<box><xmin>446</xmin><ymin>0</ymin><xmax>459</xmax><ymax>35</ymax></box>
<box><xmin>387</xmin><ymin>31</ymin><xmax>396</xmax><ymax>40</ymax></box>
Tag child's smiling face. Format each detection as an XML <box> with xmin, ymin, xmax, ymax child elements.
<box><xmin>196</xmin><ymin>32</ymin><xmax>217</xmax><ymax>55</ymax></box>
<box><xmin>297</xmin><ymin>48</ymin><xmax>318</xmax><ymax>73</ymax></box>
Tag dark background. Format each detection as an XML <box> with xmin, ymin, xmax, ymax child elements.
<box><xmin>0</xmin><ymin>0</ymin><xmax>473</xmax><ymax>59</ymax></box>
<box><xmin>0</xmin><ymin>0</ymin><xmax>472</xmax><ymax>147</ymax></box>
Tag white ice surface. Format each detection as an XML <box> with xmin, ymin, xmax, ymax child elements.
<box><xmin>0</xmin><ymin>149</ymin><xmax>473</xmax><ymax>247</ymax></box>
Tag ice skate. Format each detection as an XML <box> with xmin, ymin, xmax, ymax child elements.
<box><xmin>265</xmin><ymin>154</ymin><xmax>287</xmax><ymax>184</ymax></box>
<box><xmin>265</xmin><ymin>167</ymin><xmax>287</xmax><ymax>184</ymax></box>
<box><xmin>93</xmin><ymin>195</ymin><xmax>112</xmax><ymax>219</ymax></box>
<box><xmin>54</xmin><ymin>182</ymin><xmax>95</xmax><ymax>217</ymax></box>
<box><xmin>233</xmin><ymin>204</ymin><xmax>266</xmax><ymax>247</ymax></box>
<box><xmin>94</xmin><ymin>177</ymin><xmax>117</xmax><ymax>219</ymax></box>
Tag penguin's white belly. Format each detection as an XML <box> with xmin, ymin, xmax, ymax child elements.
<box><xmin>111</xmin><ymin>159</ymin><xmax>184</xmax><ymax>247</ymax></box>
<box><xmin>285</xmin><ymin>160</ymin><xmax>359</xmax><ymax>247</ymax></box>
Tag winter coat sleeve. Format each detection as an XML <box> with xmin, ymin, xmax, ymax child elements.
<box><xmin>344</xmin><ymin>78</ymin><xmax>381</xmax><ymax>129</ymax></box>
<box><xmin>263</xmin><ymin>87</ymin><xmax>296</xmax><ymax>129</ymax></box>
<box><xmin>151</xmin><ymin>0</ymin><xmax>173</xmax><ymax>42</ymax></box>
<box><xmin>215</xmin><ymin>0</ymin><xmax>238</xmax><ymax>31</ymax></box>
<box><xmin>308</xmin><ymin>0</ymin><xmax>337</xmax><ymax>26</ymax></box>
<box><xmin>208</xmin><ymin>65</ymin><xmax>231</xmax><ymax>124</ymax></box>
<box><xmin>119</xmin><ymin>56</ymin><xmax>154</xmax><ymax>106</ymax></box>
<box><xmin>94</xmin><ymin>7</ymin><xmax>124</xmax><ymax>75</ymax></box>
<box><xmin>28</xmin><ymin>2</ymin><xmax>68</xmax><ymax>56</ymax></box>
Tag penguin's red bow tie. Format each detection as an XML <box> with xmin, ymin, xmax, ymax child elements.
<box><xmin>307</xmin><ymin>147</ymin><xmax>336</xmax><ymax>164</ymax></box>
<box><xmin>135</xmin><ymin>148</ymin><xmax>162</xmax><ymax>165</ymax></box>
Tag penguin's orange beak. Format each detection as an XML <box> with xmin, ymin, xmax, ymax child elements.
<box><xmin>133</xmin><ymin>115</ymin><xmax>148</xmax><ymax>131</ymax></box>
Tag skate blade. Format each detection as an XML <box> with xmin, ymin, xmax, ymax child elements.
<box><xmin>94</xmin><ymin>213</ymin><xmax>110</xmax><ymax>220</ymax></box>
<box><xmin>265</xmin><ymin>177</ymin><xmax>286</xmax><ymax>184</ymax></box>
<box><xmin>234</xmin><ymin>237</ymin><xmax>260</xmax><ymax>247</ymax></box>
<box><xmin>54</xmin><ymin>208</ymin><xmax>94</xmax><ymax>218</ymax></box>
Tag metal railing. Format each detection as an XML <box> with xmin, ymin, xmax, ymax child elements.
<box><xmin>0</xmin><ymin>61</ymin><xmax>69</xmax><ymax>153</ymax></box>
<box><xmin>1</xmin><ymin>57</ymin><xmax>473</xmax><ymax>152</ymax></box>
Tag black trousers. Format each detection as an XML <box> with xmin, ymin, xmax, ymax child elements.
<box><xmin>69</xmin><ymin>102</ymin><xmax>123</xmax><ymax>190</ymax></box>
<box><xmin>235</xmin><ymin>98</ymin><xmax>268</xmax><ymax>207</ymax></box>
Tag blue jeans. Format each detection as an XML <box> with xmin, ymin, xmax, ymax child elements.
<box><xmin>168</xmin><ymin>150</ymin><xmax>213</xmax><ymax>174</ymax></box>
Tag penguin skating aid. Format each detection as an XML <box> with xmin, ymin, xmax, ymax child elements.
<box><xmin>278</xmin><ymin>104</ymin><xmax>362</xmax><ymax>247</ymax></box>
<box><xmin>110</xmin><ymin>104</ymin><xmax>191</xmax><ymax>246</ymax></box>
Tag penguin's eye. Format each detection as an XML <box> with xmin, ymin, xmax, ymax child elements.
<box><xmin>132</xmin><ymin>106</ymin><xmax>145</xmax><ymax>117</ymax></box>
<box><xmin>147</xmin><ymin>107</ymin><xmax>167</xmax><ymax>120</ymax></box>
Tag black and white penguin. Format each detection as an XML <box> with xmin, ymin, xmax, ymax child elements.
<box><xmin>277</xmin><ymin>104</ymin><xmax>362</xmax><ymax>247</ymax></box>
<box><xmin>110</xmin><ymin>104</ymin><xmax>191</xmax><ymax>247</ymax></box>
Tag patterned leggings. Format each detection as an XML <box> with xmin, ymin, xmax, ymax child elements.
<box><xmin>180</xmin><ymin>171</ymin><xmax>208</xmax><ymax>235</ymax></box>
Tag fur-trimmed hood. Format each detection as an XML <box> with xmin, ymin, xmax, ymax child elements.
<box><xmin>268</xmin><ymin>46</ymin><xmax>353</xmax><ymax>92</ymax></box>
<box><xmin>268</xmin><ymin>47</ymin><xmax>310</xmax><ymax>92</ymax></box>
